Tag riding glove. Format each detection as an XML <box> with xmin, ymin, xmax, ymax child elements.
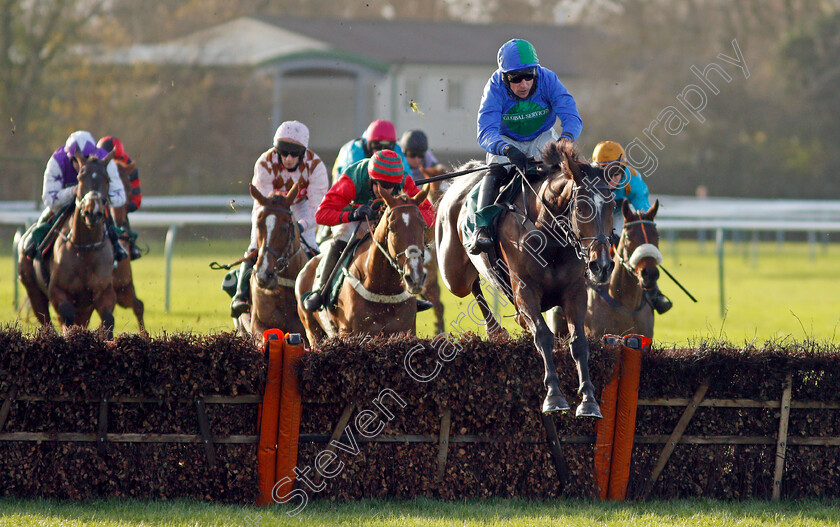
<box><xmin>504</xmin><ymin>145</ymin><xmax>528</xmax><ymax>172</ymax></box>
<box><xmin>348</xmin><ymin>203</ymin><xmax>374</xmax><ymax>222</ymax></box>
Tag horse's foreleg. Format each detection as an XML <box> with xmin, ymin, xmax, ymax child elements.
<box><xmin>564</xmin><ymin>295</ymin><xmax>602</xmax><ymax>418</ymax></box>
<box><xmin>132</xmin><ymin>297</ymin><xmax>145</xmax><ymax>333</ymax></box>
<box><xmin>470</xmin><ymin>278</ymin><xmax>509</xmax><ymax>341</ymax></box>
<box><xmin>423</xmin><ymin>255</ymin><xmax>445</xmax><ymax>335</ymax></box>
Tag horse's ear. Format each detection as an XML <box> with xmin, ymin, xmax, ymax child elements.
<box><xmin>563</xmin><ymin>151</ymin><xmax>583</xmax><ymax>183</ymax></box>
<box><xmin>622</xmin><ymin>199</ymin><xmax>633</xmax><ymax>220</ymax></box>
<box><xmin>412</xmin><ymin>186</ymin><xmax>429</xmax><ymax>206</ymax></box>
<box><xmin>379</xmin><ymin>185</ymin><xmax>397</xmax><ymax>208</ymax></box>
<box><xmin>250</xmin><ymin>183</ymin><xmax>267</xmax><ymax>205</ymax></box>
<box><xmin>103</xmin><ymin>150</ymin><xmax>115</xmax><ymax>164</ymax></box>
<box><xmin>645</xmin><ymin>199</ymin><xmax>659</xmax><ymax>219</ymax></box>
<box><xmin>286</xmin><ymin>181</ymin><xmax>300</xmax><ymax>204</ymax></box>
<box><xmin>74</xmin><ymin>150</ymin><xmax>85</xmax><ymax>168</ymax></box>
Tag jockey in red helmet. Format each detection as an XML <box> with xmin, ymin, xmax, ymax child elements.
<box><xmin>331</xmin><ymin>119</ymin><xmax>412</xmax><ymax>182</ymax></box>
<box><xmin>97</xmin><ymin>136</ymin><xmax>144</xmax><ymax>260</ymax></box>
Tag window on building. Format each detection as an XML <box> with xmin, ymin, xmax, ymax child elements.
<box><xmin>447</xmin><ymin>79</ymin><xmax>464</xmax><ymax>110</ymax></box>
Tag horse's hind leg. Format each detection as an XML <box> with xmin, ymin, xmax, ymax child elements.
<box><xmin>470</xmin><ymin>278</ymin><xmax>509</xmax><ymax>341</ymax></box>
<box><xmin>18</xmin><ymin>258</ymin><xmax>51</xmax><ymax>325</ymax></box>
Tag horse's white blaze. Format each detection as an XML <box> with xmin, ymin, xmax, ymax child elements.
<box><xmin>258</xmin><ymin>215</ymin><xmax>277</xmax><ymax>275</ymax></box>
<box><xmin>402</xmin><ymin>212</ymin><xmax>411</xmax><ymax>228</ymax></box>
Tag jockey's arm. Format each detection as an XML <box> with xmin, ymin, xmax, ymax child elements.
<box><xmin>626</xmin><ymin>169</ymin><xmax>651</xmax><ymax>212</ymax></box>
<box><xmin>476</xmin><ymin>84</ymin><xmax>508</xmax><ymax>156</ymax></box>
<box><xmin>403</xmin><ymin>175</ymin><xmax>437</xmax><ymax>227</ymax></box>
<box><xmin>302</xmin><ymin>157</ymin><xmax>329</xmax><ymax>232</ymax></box>
<box><xmin>545</xmin><ymin>70</ymin><xmax>583</xmax><ymax>141</ymax></box>
<box><xmin>314</xmin><ymin>175</ymin><xmax>358</xmax><ymax>226</ymax></box>
<box><xmin>106</xmin><ymin>160</ymin><xmax>126</xmax><ymax>208</ymax></box>
<box><xmin>126</xmin><ymin>163</ymin><xmax>142</xmax><ymax>212</ymax></box>
<box><xmin>42</xmin><ymin>157</ymin><xmax>74</xmax><ymax>212</ymax></box>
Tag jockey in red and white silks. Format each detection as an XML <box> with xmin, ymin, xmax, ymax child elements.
<box><xmin>248</xmin><ymin>121</ymin><xmax>329</xmax><ymax>253</ymax></box>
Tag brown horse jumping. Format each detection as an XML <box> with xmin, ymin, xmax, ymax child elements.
<box><xmin>582</xmin><ymin>200</ymin><xmax>662</xmax><ymax>339</ymax></box>
<box><xmin>240</xmin><ymin>183</ymin><xmax>309</xmax><ymax>344</ymax></box>
<box><xmin>110</xmin><ymin>171</ymin><xmax>145</xmax><ymax>331</ymax></box>
<box><xmin>436</xmin><ymin>140</ymin><xmax>614</xmax><ymax>417</ymax></box>
<box><xmin>296</xmin><ymin>188</ymin><xmax>430</xmax><ymax>345</ymax></box>
<box><xmin>18</xmin><ymin>151</ymin><xmax>119</xmax><ymax>338</ymax></box>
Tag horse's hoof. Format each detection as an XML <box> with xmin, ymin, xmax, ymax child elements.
<box><xmin>542</xmin><ymin>394</ymin><xmax>570</xmax><ymax>414</ymax></box>
<box><xmin>576</xmin><ymin>401</ymin><xmax>603</xmax><ymax>419</ymax></box>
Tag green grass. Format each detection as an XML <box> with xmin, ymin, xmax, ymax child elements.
<box><xmin>2</xmin><ymin>237</ymin><xmax>840</xmax><ymax>345</ymax></box>
<box><xmin>1</xmin><ymin>498</ymin><xmax>839</xmax><ymax>526</ymax></box>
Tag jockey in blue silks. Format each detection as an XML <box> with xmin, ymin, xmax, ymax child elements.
<box><xmin>473</xmin><ymin>38</ymin><xmax>583</xmax><ymax>255</ymax></box>
<box><xmin>592</xmin><ymin>140</ymin><xmax>672</xmax><ymax>314</ymax></box>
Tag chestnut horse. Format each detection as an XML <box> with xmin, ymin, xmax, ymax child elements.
<box><xmin>581</xmin><ymin>199</ymin><xmax>662</xmax><ymax>339</ymax></box>
<box><xmin>18</xmin><ymin>151</ymin><xmax>119</xmax><ymax>338</ymax></box>
<box><xmin>110</xmin><ymin>171</ymin><xmax>145</xmax><ymax>331</ymax></box>
<box><xmin>436</xmin><ymin>140</ymin><xmax>614</xmax><ymax>417</ymax></box>
<box><xmin>296</xmin><ymin>188</ymin><xmax>430</xmax><ymax>345</ymax></box>
<box><xmin>238</xmin><ymin>183</ymin><xmax>309</xmax><ymax>344</ymax></box>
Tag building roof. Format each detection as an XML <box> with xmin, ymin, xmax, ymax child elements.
<box><xmin>102</xmin><ymin>16</ymin><xmax>595</xmax><ymax>75</ymax></box>
<box><xmin>258</xmin><ymin>16</ymin><xmax>593</xmax><ymax>75</ymax></box>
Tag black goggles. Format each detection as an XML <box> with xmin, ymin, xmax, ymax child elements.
<box><xmin>505</xmin><ymin>70</ymin><xmax>536</xmax><ymax>84</ymax></box>
<box><xmin>276</xmin><ymin>142</ymin><xmax>305</xmax><ymax>157</ymax></box>
<box><xmin>369</xmin><ymin>140</ymin><xmax>395</xmax><ymax>152</ymax></box>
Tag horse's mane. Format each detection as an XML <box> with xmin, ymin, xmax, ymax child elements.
<box><xmin>541</xmin><ymin>138</ymin><xmax>580</xmax><ymax>167</ymax></box>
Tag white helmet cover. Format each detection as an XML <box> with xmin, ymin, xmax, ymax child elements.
<box><xmin>273</xmin><ymin>120</ymin><xmax>309</xmax><ymax>149</ymax></box>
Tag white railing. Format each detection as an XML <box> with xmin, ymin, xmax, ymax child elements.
<box><xmin>4</xmin><ymin>195</ymin><xmax>840</xmax><ymax>316</ymax></box>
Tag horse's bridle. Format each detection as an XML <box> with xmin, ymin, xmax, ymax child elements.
<box><xmin>366</xmin><ymin>203</ymin><xmax>425</xmax><ymax>278</ymax></box>
<box><xmin>258</xmin><ymin>205</ymin><xmax>303</xmax><ymax>276</ymax></box>
<box><xmin>523</xmin><ymin>171</ymin><xmax>612</xmax><ymax>262</ymax></box>
<box><xmin>617</xmin><ymin>219</ymin><xmax>661</xmax><ymax>274</ymax></box>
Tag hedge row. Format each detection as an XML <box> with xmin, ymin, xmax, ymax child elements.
<box><xmin>0</xmin><ymin>326</ymin><xmax>264</xmax><ymax>503</ymax></box>
<box><xmin>297</xmin><ymin>334</ymin><xmax>840</xmax><ymax>500</ymax></box>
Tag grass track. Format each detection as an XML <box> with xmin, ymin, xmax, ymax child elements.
<box><xmin>3</xmin><ymin>237</ymin><xmax>839</xmax><ymax>345</ymax></box>
<box><xmin>1</xmin><ymin>497</ymin><xmax>840</xmax><ymax>526</ymax></box>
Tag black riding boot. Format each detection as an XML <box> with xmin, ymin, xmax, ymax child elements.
<box><xmin>645</xmin><ymin>284</ymin><xmax>673</xmax><ymax>314</ymax></box>
<box><xmin>303</xmin><ymin>239</ymin><xmax>347</xmax><ymax>312</ymax></box>
<box><xmin>230</xmin><ymin>257</ymin><xmax>255</xmax><ymax>318</ymax></box>
<box><xmin>470</xmin><ymin>163</ymin><xmax>506</xmax><ymax>255</ymax></box>
<box><xmin>107</xmin><ymin>217</ymin><xmax>129</xmax><ymax>262</ymax></box>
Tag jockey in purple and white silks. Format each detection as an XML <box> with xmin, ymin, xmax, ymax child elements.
<box><xmin>24</xmin><ymin>130</ymin><xmax>127</xmax><ymax>261</ymax></box>
<box><xmin>472</xmin><ymin>38</ymin><xmax>583</xmax><ymax>255</ymax></box>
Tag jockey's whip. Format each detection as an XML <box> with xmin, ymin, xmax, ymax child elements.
<box><xmin>414</xmin><ymin>162</ymin><xmax>513</xmax><ymax>186</ymax></box>
<box><xmin>659</xmin><ymin>264</ymin><xmax>698</xmax><ymax>303</ymax></box>
<box><xmin>209</xmin><ymin>249</ymin><xmax>259</xmax><ymax>270</ymax></box>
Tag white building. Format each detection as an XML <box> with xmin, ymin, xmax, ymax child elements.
<box><xmin>104</xmin><ymin>16</ymin><xmax>597</xmax><ymax>162</ymax></box>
